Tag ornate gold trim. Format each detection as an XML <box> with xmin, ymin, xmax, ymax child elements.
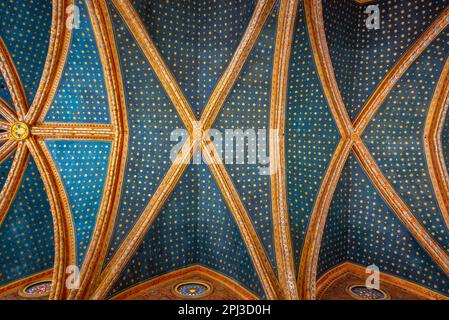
<box><xmin>353</xmin><ymin>6</ymin><xmax>449</xmax><ymax>134</ymax></box>
<box><xmin>269</xmin><ymin>0</ymin><xmax>299</xmax><ymax>300</ymax></box>
<box><xmin>172</xmin><ymin>281</ymin><xmax>213</xmax><ymax>299</ymax></box>
<box><xmin>109</xmin><ymin>0</ymin><xmax>196</xmax><ymax>133</ymax></box>
<box><xmin>0</xmin><ymin>132</ymin><xmax>8</xmax><ymax>142</ymax></box>
<box><xmin>200</xmin><ymin>0</ymin><xmax>277</xmax><ymax>130</ymax></box>
<box><xmin>18</xmin><ymin>279</ymin><xmax>53</xmax><ymax>299</ymax></box>
<box><xmin>26</xmin><ymin>0</ymin><xmax>74</xmax><ymax>124</ymax></box>
<box><xmin>92</xmin><ymin>0</ymin><xmax>281</xmax><ymax>300</ymax></box>
<box><xmin>424</xmin><ymin>57</ymin><xmax>449</xmax><ymax>230</ymax></box>
<box><xmin>299</xmin><ymin>0</ymin><xmax>449</xmax><ymax>300</ymax></box>
<box><xmin>0</xmin><ymin>97</ymin><xmax>17</xmax><ymax>123</ymax></box>
<box><xmin>297</xmin><ymin>139</ymin><xmax>352</xmax><ymax>299</ymax></box>
<box><xmin>110</xmin><ymin>265</ymin><xmax>259</xmax><ymax>300</ymax></box>
<box><xmin>91</xmin><ymin>140</ymin><xmax>196</xmax><ymax>299</ymax></box>
<box><xmin>352</xmin><ymin>139</ymin><xmax>449</xmax><ymax>276</ymax></box>
<box><xmin>201</xmin><ymin>138</ymin><xmax>282</xmax><ymax>299</ymax></box>
<box><xmin>303</xmin><ymin>0</ymin><xmax>353</xmax><ymax>138</ymax></box>
<box><xmin>316</xmin><ymin>262</ymin><xmax>449</xmax><ymax>300</ymax></box>
<box><xmin>0</xmin><ymin>0</ymin><xmax>123</xmax><ymax>301</ymax></box>
<box><xmin>0</xmin><ymin>139</ymin><xmax>17</xmax><ymax>165</ymax></box>
<box><xmin>71</xmin><ymin>0</ymin><xmax>129</xmax><ymax>300</ymax></box>
<box><xmin>26</xmin><ymin>137</ymin><xmax>77</xmax><ymax>300</ymax></box>
<box><xmin>32</xmin><ymin>123</ymin><xmax>115</xmax><ymax>141</ymax></box>
<box><xmin>0</xmin><ymin>37</ymin><xmax>28</xmax><ymax>118</ymax></box>
<box><xmin>0</xmin><ymin>269</ymin><xmax>52</xmax><ymax>297</ymax></box>
<box><xmin>0</xmin><ymin>120</ymin><xmax>10</xmax><ymax>131</ymax></box>
<box><xmin>298</xmin><ymin>0</ymin><xmax>354</xmax><ymax>300</ymax></box>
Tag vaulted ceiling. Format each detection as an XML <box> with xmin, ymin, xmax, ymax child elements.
<box><xmin>0</xmin><ymin>0</ymin><xmax>448</xmax><ymax>300</ymax></box>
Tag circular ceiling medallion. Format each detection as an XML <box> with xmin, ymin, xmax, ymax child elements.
<box><xmin>18</xmin><ymin>280</ymin><xmax>52</xmax><ymax>298</ymax></box>
<box><xmin>346</xmin><ymin>284</ymin><xmax>390</xmax><ymax>300</ymax></box>
<box><xmin>173</xmin><ymin>281</ymin><xmax>212</xmax><ymax>298</ymax></box>
<box><xmin>10</xmin><ymin>122</ymin><xmax>30</xmax><ymax>140</ymax></box>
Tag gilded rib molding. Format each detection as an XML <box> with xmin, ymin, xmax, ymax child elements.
<box><xmin>299</xmin><ymin>0</ymin><xmax>449</xmax><ymax>300</ymax></box>
<box><xmin>269</xmin><ymin>0</ymin><xmax>299</xmax><ymax>300</ymax></box>
<box><xmin>424</xmin><ymin>57</ymin><xmax>449</xmax><ymax>230</ymax></box>
<box><xmin>70</xmin><ymin>0</ymin><xmax>129</xmax><ymax>300</ymax></box>
<box><xmin>0</xmin><ymin>140</ymin><xmax>17</xmax><ymax>165</ymax></box>
<box><xmin>110</xmin><ymin>0</ymin><xmax>196</xmax><ymax>133</ymax></box>
<box><xmin>90</xmin><ymin>140</ymin><xmax>197</xmax><ymax>299</ymax></box>
<box><xmin>353</xmin><ymin>6</ymin><xmax>449</xmax><ymax>133</ymax></box>
<box><xmin>299</xmin><ymin>0</ymin><xmax>354</xmax><ymax>300</ymax></box>
<box><xmin>26</xmin><ymin>137</ymin><xmax>76</xmax><ymax>300</ymax></box>
<box><xmin>303</xmin><ymin>0</ymin><xmax>353</xmax><ymax>138</ymax></box>
<box><xmin>92</xmin><ymin>0</ymin><xmax>281</xmax><ymax>299</ymax></box>
<box><xmin>32</xmin><ymin>123</ymin><xmax>115</xmax><ymax>141</ymax></box>
<box><xmin>298</xmin><ymin>139</ymin><xmax>352</xmax><ymax>299</ymax></box>
<box><xmin>0</xmin><ymin>98</ymin><xmax>17</xmax><ymax>123</ymax></box>
<box><xmin>0</xmin><ymin>37</ymin><xmax>28</xmax><ymax>118</ymax></box>
<box><xmin>201</xmin><ymin>138</ymin><xmax>282</xmax><ymax>299</ymax></box>
<box><xmin>0</xmin><ymin>0</ymin><xmax>446</xmax><ymax>301</ymax></box>
<box><xmin>26</xmin><ymin>0</ymin><xmax>74</xmax><ymax>124</ymax></box>
<box><xmin>200</xmin><ymin>0</ymin><xmax>277</xmax><ymax>130</ymax></box>
<box><xmin>352</xmin><ymin>140</ymin><xmax>449</xmax><ymax>276</ymax></box>
<box><xmin>0</xmin><ymin>132</ymin><xmax>9</xmax><ymax>142</ymax></box>
<box><xmin>0</xmin><ymin>120</ymin><xmax>9</xmax><ymax>131</ymax></box>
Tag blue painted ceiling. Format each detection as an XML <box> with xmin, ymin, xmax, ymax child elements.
<box><xmin>316</xmin><ymin>0</ymin><xmax>449</xmax><ymax>298</ymax></box>
<box><xmin>0</xmin><ymin>0</ymin><xmax>448</xmax><ymax>300</ymax></box>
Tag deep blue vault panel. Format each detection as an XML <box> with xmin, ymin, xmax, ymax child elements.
<box><xmin>46</xmin><ymin>141</ymin><xmax>112</xmax><ymax>268</ymax></box>
<box><xmin>324</xmin><ymin>0</ymin><xmax>449</xmax><ymax>120</ymax></box>
<box><xmin>286</xmin><ymin>1</ymin><xmax>341</xmax><ymax>274</ymax></box>
<box><xmin>319</xmin><ymin>154</ymin><xmax>449</xmax><ymax>296</ymax></box>
<box><xmin>130</xmin><ymin>0</ymin><xmax>257</xmax><ymax>118</ymax></box>
<box><xmin>107</xmin><ymin>165</ymin><xmax>265</xmax><ymax>299</ymax></box>
<box><xmin>0</xmin><ymin>157</ymin><xmax>54</xmax><ymax>286</ymax></box>
<box><xmin>0</xmin><ymin>0</ymin><xmax>51</xmax><ymax>105</ymax></box>
<box><xmin>363</xmin><ymin>28</ymin><xmax>449</xmax><ymax>252</ymax></box>
<box><xmin>45</xmin><ymin>0</ymin><xmax>110</xmax><ymax>123</ymax></box>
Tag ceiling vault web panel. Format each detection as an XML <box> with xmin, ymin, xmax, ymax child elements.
<box><xmin>103</xmin><ymin>1</ymin><xmax>185</xmax><ymax>266</ymax></box>
<box><xmin>0</xmin><ymin>0</ymin><xmax>51</xmax><ymax>105</ymax></box>
<box><xmin>46</xmin><ymin>141</ymin><xmax>112</xmax><ymax>268</ymax></box>
<box><xmin>318</xmin><ymin>154</ymin><xmax>449</xmax><ymax>296</ymax></box>
<box><xmin>286</xmin><ymin>0</ymin><xmax>341</xmax><ymax>278</ymax></box>
<box><xmin>0</xmin><ymin>0</ymin><xmax>448</xmax><ymax>301</ymax></box>
<box><xmin>325</xmin><ymin>0</ymin><xmax>449</xmax><ymax>121</ymax></box>
<box><xmin>71</xmin><ymin>0</ymin><xmax>128</xmax><ymax>300</ymax></box>
<box><xmin>363</xmin><ymin>29</ymin><xmax>449</xmax><ymax>251</ymax></box>
<box><xmin>298</xmin><ymin>0</ymin><xmax>449</xmax><ymax>300</ymax></box>
<box><xmin>45</xmin><ymin>0</ymin><xmax>111</xmax><ymax>124</ymax></box>
<box><xmin>130</xmin><ymin>0</ymin><xmax>258</xmax><ymax>118</ymax></box>
<box><xmin>424</xmin><ymin>58</ymin><xmax>449</xmax><ymax>231</ymax></box>
<box><xmin>269</xmin><ymin>0</ymin><xmax>299</xmax><ymax>299</ymax></box>
<box><xmin>106</xmin><ymin>165</ymin><xmax>266</xmax><ymax>299</ymax></box>
<box><xmin>0</xmin><ymin>157</ymin><xmax>55</xmax><ymax>287</ymax></box>
<box><xmin>213</xmin><ymin>0</ymin><xmax>279</xmax><ymax>277</ymax></box>
<box><xmin>0</xmin><ymin>0</ymin><xmax>127</xmax><ymax>300</ymax></box>
<box><xmin>92</xmin><ymin>0</ymin><xmax>282</xmax><ymax>299</ymax></box>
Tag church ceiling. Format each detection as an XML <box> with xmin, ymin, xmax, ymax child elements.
<box><xmin>0</xmin><ymin>0</ymin><xmax>448</xmax><ymax>300</ymax></box>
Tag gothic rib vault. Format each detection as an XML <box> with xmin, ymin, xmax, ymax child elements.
<box><xmin>0</xmin><ymin>0</ymin><xmax>448</xmax><ymax>300</ymax></box>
